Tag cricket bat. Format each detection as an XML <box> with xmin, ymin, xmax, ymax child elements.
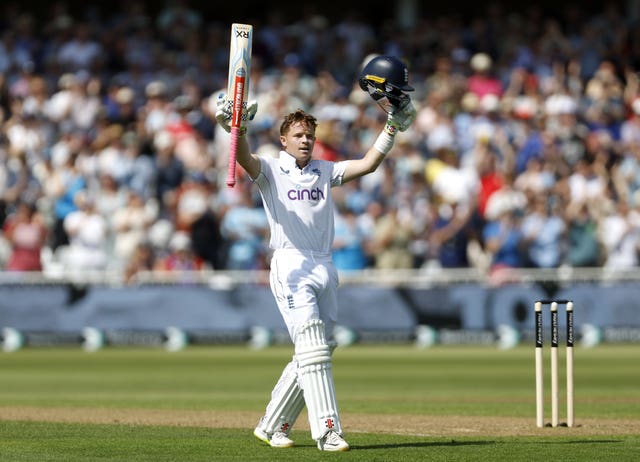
<box><xmin>226</xmin><ymin>23</ymin><xmax>253</xmax><ymax>188</ymax></box>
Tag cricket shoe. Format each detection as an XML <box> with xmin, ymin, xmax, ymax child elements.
<box><xmin>317</xmin><ymin>431</ymin><xmax>350</xmax><ymax>452</ymax></box>
<box><xmin>253</xmin><ymin>427</ymin><xmax>295</xmax><ymax>448</ymax></box>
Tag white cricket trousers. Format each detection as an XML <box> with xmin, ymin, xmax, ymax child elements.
<box><xmin>269</xmin><ymin>249</ymin><xmax>339</xmax><ymax>343</ymax></box>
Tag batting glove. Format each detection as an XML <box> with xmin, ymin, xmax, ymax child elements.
<box><xmin>215</xmin><ymin>93</ymin><xmax>258</xmax><ymax>134</ymax></box>
<box><xmin>385</xmin><ymin>99</ymin><xmax>416</xmax><ymax>135</ymax></box>
<box><xmin>215</xmin><ymin>93</ymin><xmax>233</xmax><ymax>132</ymax></box>
<box><xmin>246</xmin><ymin>99</ymin><xmax>258</xmax><ymax>121</ymax></box>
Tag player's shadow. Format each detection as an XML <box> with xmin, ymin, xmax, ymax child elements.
<box><xmin>348</xmin><ymin>441</ymin><xmax>495</xmax><ymax>450</ymax></box>
<box><xmin>536</xmin><ymin>439</ymin><xmax>620</xmax><ymax>444</ymax></box>
<box><xmin>355</xmin><ymin>439</ymin><xmax>621</xmax><ymax>450</ymax></box>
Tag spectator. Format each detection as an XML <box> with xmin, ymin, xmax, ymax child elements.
<box><xmin>61</xmin><ymin>191</ymin><xmax>109</xmax><ymax>271</ymax></box>
<box><xmin>56</xmin><ymin>22</ymin><xmax>104</xmax><ymax>73</ymax></box>
<box><xmin>543</xmin><ymin>92</ymin><xmax>585</xmax><ymax>168</ymax></box>
<box><xmin>582</xmin><ymin>60</ymin><xmax>626</xmax><ymax>137</ymax></box>
<box><xmin>467</xmin><ymin>53</ymin><xmax>503</xmax><ymax>99</ymax></box>
<box><xmin>171</xmin><ymin>171</ymin><xmax>213</xmax><ymax>232</ymax></box>
<box><xmin>165</xmin><ymin>94</ymin><xmax>211</xmax><ymax>174</ymax></box>
<box><xmin>189</xmin><ymin>204</ymin><xmax>227</xmax><ymax>270</ymax></box>
<box><xmin>368</xmin><ymin>201</ymin><xmax>414</xmax><ymax>269</ymax></box>
<box><xmin>428</xmin><ymin>197</ymin><xmax>474</xmax><ymax>268</ymax></box>
<box><xmin>483</xmin><ymin>171</ymin><xmax>528</xmax><ymax>223</ymax></box>
<box><xmin>152</xmin><ymin>130</ymin><xmax>185</xmax><ymax>216</ymax></box>
<box><xmin>2</xmin><ymin>201</ymin><xmax>47</xmax><ymax>271</ymax></box>
<box><xmin>45</xmin><ymin>73</ymin><xmax>78</xmax><ymax>123</ymax></box>
<box><xmin>92</xmin><ymin>173</ymin><xmax>128</xmax><ymax>225</ymax></box>
<box><xmin>565</xmin><ymin>201</ymin><xmax>601</xmax><ymax>267</ymax></box>
<box><xmin>62</xmin><ymin>72</ymin><xmax>102</xmax><ymax>133</ymax></box>
<box><xmin>599</xmin><ymin>199</ymin><xmax>640</xmax><ymax>268</ymax></box>
<box><xmin>118</xmin><ymin>130</ymin><xmax>156</xmax><ymax>198</ymax></box>
<box><xmin>312</xmin><ymin>117</ymin><xmax>341</xmax><ymax>162</ymax></box>
<box><xmin>220</xmin><ymin>182</ymin><xmax>269</xmax><ymax>270</ymax></box>
<box><xmin>111</xmin><ymin>189</ymin><xmax>158</xmax><ymax>264</ymax></box>
<box><xmin>123</xmin><ymin>240</ymin><xmax>156</xmax><ymax>284</ymax></box>
<box><xmin>514</xmin><ymin>156</ymin><xmax>555</xmax><ymax>197</ymax></box>
<box><xmin>521</xmin><ymin>195</ymin><xmax>566</xmax><ymax>268</ymax></box>
<box><xmin>565</xmin><ymin>156</ymin><xmax>608</xmax><ymax>211</ymax></box>
<box><xmin>4</xmin><ymin>102</ymin><xmax>47</xmax><ymax>162</ymax></box>
<box><xmin>473</xmin><ymin>137</ymin><xmax>505</xmax><ymax>221</ymax></box>
<box><xmin>332</xmin><ymin>202</ymin><xmax>370</xmax><ymax>271</ymax></box>
<box><xmin>156</xmin><ymin>0</ymin><xmax>203</xmax><ymax>49</ymax></box>
<box><xmin>105</xmin><ymin>85</ymin><xmax>138</xmax><ymax>128</ymax></box>
<box><xmin>45</xmin><ymin>152</ymin><xmax>86</xmax><ymax>251</ymax></box>
<box><xmin>423</xmin><ymin>53</ymin><xmax>467</xmax><ymax>118</ymax></box>
<box><xmin>154</xmin><ymin>230</ymin><xmax>207</xmax><ymax>272</ymax></box>
<box><xmin>138</xmin><ymin>80</ymin><xmax>172</xmax><ymax>142</ymax></box>
<box><xmin>483</xmin><ymin>206</ymin><xmax>526</xmax><ymax>275</ymax></box>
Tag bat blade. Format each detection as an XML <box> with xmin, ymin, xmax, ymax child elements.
<box><xmin>226</xmin><ymin>23</ymin><xmax>253</xmax><ymax>188</ymax></box>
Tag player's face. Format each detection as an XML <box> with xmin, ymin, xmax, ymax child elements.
<box><xmin>281</xmin><ymin>122</ymin><xmax>316</xmax><ymax>168</ymax></box>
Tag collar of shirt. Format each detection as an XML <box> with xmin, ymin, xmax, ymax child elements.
<box><xmin>279</xmin><ymin>150</ymin><xmax>307</xmax><ymax>171</ymax></box>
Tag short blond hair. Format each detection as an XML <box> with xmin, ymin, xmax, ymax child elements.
<box><xmin>280</xmin><ymin>109</ymin><xmax>317</xmax><ymax>136</ymax></box>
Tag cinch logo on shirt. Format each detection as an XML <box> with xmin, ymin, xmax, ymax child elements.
<box><xmin>287</xmin><ymin>187</ymin><xmax>325</xmax><ymax>201</ymax></box>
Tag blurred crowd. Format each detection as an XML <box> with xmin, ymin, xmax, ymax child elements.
<box><xmin>2</xmin><ymin>1</ymin><xmax>640</xmax><ymax>283</ymax></box>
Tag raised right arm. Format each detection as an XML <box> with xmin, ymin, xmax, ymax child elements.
<box><xmin>235</xmin><ymin>134</ymin><xmax>261</xmax><ymax>180</ymax></box>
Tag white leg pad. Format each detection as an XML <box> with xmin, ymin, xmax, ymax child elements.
<box><xmin>257</xmin><ymin>360</ymin><xmax>305</xmax><ymax>435</ymax></box>
<box><xmin>295</xmin><ymin>319</ymin><xmax>342</xmax><ymax>440</ymax></box>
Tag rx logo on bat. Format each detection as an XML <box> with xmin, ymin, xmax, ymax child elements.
<box><xmin>235</xmin><ymin>30</ymin><xmax>250</xmax><ymax>39</ymax></box>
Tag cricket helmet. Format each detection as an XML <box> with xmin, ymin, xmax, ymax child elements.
<box><xmin>358</xmin><ymin>55</ymin><xmax>414</xmax><ymax>112</ymax></box>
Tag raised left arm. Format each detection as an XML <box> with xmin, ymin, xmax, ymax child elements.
<box><xmin>342</xmin><ymin>99</ymin><xmax>416</xmax><ymax>184</ymax></box>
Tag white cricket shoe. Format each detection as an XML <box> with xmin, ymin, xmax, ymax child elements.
<box><xmin>253</xmin><ymin>427</ymin><xmax>295</xmax><ymax>448</ymax></box>
<box><xmin>317</xmin><ymin>431</ymin><xmax>350</xmax><ymax>452</ymax></box>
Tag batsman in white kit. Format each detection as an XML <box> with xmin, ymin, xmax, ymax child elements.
<box><xmin>216</xmin><ymin>55</ymin><xmax>416</xmax><ymax>452</ymax></box>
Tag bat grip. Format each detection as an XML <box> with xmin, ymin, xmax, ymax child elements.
<box><xmin>227</xmin><ymin>127</ymin><xmax>240</xmax><ymax>187</ymax></box>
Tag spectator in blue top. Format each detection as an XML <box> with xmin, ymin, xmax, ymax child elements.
<box><xmin>483</xmin><ymin>206</ymin><xmax>525</xmax><ymax>273</ymax></box>
<box><xmin>49</xmin><ymin>152</ymin><xmax>86</xmax><ymax>250</ymax></box>
<box><xmin>521</xmin><ymin>195</ymin><xmax>566</xmax><ymax>268</ymax></box>
<box><xmin>332</xmin><ymin>202</ymin><xmax>370</xmax><ymax>271</ymax></box>
<box><xmin>220</xmin><ymin>181</ymin><xmax>269</xmax><ymax>270</ymax></box>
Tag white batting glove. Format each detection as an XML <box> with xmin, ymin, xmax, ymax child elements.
<box><xmin>385</xmin><ymin>99</ymin><xmax>416</xmax><ymax>135</ymax></box>
<box><xmin>245</xmin><ymin>99</ymin><xmax>258</xmax><ymax>121</ymax></box>
<box><xmin>375</xmin><ymin>98</ymin><xmax>415</xmax><ymax>154</ymax></box>
<box><xmin>215</xmin><ymin>93</ymin><xmax>233</xmax><ymax>132</ymax></box>
<box><xmin>215</xmin><ymin>93</ymin><xmax>258</xmax><ymax>134</ymax></box>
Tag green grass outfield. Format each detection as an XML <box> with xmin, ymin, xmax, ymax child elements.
<box><xmin>1</xmin><ymin>343</ymin><xmax>639</xmax><ymax>461</ymax></box>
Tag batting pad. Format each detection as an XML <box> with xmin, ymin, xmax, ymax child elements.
<box><xmin>295</xmin><ymin>319</ymin><xmax>342</xmax><ymax>440</ymax></box>
<box><xmin>256</xmin><ymin>360</ymin><xmax>305</xmax><ymax>436</ymax></box>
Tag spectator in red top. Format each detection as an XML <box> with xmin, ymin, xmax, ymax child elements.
<box><xmin>3</xmin><ymin>201</ymin><xmax>48</xmax><ymax>271</ymax></box>
<box><xmin>467</xmin><ymin>53</ymin><xmax>503</xmax><ymax>99</ymax></box>
<box><xmin>312</xmin><ymin>118</ymin><xmax>340</xmax><ymax>161</ymax></box>
<box><xmin>154</xmin><ymin>231</ymin><xmax>206</xmax><ymax>272</ymax></box>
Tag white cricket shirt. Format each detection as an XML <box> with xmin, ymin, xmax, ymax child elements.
<box><xmin>255</xmin><ymin>151</ymin><xmax>346</xmax><ymax>253</ymax></box>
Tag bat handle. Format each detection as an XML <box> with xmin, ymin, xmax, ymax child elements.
<box><xmin>227</xmin><ymin>127</ymin><xmax>240</xmax><ymax>187</ymax></box>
